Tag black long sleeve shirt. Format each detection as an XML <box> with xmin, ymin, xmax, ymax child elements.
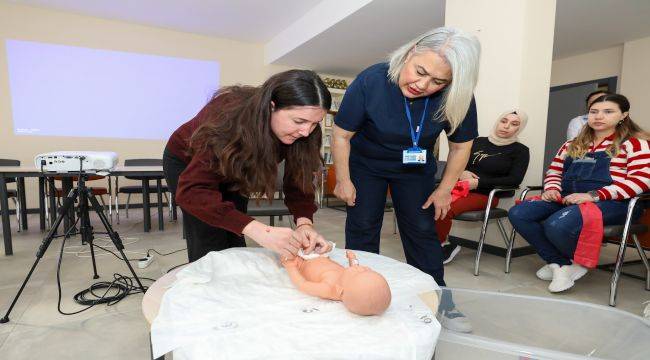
<box><xmin>465</xmin><ymin>137</ymin><xmax>530</xmax><ymax>196</ymax></box>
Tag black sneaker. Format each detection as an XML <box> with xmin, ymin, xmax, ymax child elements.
<box><xmin>442</xmin><ymin>243</ymin><xmax>461</xmax><ymax>264</ymax></box>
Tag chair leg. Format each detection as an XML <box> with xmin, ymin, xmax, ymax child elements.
<box><xmin>125</xmin><ymin>193</ymin><xmax>131</xmax><ymax>218</ymax></box>
<box><xmin>115</xmin><ymin>193</ymin><xmax>120</xmax><ymax>224</ymax></box>
<box><xmin>474</xmin><ymin>217</ymin><xmax>491</xmax><ymax>276</ymax></box>
<box><xmin>270</xmin><ymin>216</ymin><xmax>275</xmax><ymax>226</ymax></box>
<box><xmin>631</xmin><ymin>234</ymin><xmax>650</xmax><ymax>291</ymax></box>
<box><xmin>44</xmin><ymin>195</ymin><xmax>50</xmax><ymax>229</ymax></box>
<box><xmin>496</xmin><ymin>219</ymin><xmax>510</xmax><ymax>246</ymax></box>
<box><xmin>609</xmin><ymin>234</ymin><xmax>630</xmax><ymax>306</ymax></box>
<box><xmin>164</xmin><ymin>192</ymin><xmax>172</xmax><ymax>221</ymax></box>
<box><xmin>505</xmin><ymin>226</ymin><xmax>517</xmax><ymax>273</ymax></box>
<box><xmin>11</xmin><ymin>198</ymin><xmax>20</xmax><ymax>233</ymax></box>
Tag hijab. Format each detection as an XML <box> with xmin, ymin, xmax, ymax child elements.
<box><xmin>487</xmin><ymin>109</ymin><xmax>528</xmax><ymax>146</ymax></box>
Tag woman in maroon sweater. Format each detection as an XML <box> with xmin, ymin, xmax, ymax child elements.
<box><xmin>164</xmin><ymin>70</ymin><xmax>332</xmax><ymax>262</ymax></box>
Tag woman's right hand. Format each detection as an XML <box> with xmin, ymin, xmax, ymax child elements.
<box><xmin>334</xmin><ymin>179</ymin><xmax>357</xmax><ymax>206</ymax></box>
<box><xmin>459</xmin><ymin>170</ymin><xmax>479</xmax><ymax>181</ymax></box>
<box><xmin>541</xmin><ymin>190</ymin><xmax>561</xmax><ymax>202</ymax></box>
<box><xmin>242</xmin><ymin>221</ymin><xmax>302</xmax><ymax>259</ymax></box>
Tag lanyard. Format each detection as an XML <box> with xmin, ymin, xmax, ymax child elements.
<box><xmin>403</xmin><ymin>97</ymin><xmax>429</xmax><ymax>148</ymax></box>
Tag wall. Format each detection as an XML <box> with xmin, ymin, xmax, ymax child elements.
<box><xmin>550</xmin><ymin>45</ymin><xmax>623</xmax><ymax>87</ymax></box>
<box><xmin>620</xmin><ymin>36</ymin><xmax>650</xmax><ymax>128</ymax></box>
<box><xmin>0</xmin><ymin>3</ymin><xmax>290</xmax><ymax>206</ymax></box>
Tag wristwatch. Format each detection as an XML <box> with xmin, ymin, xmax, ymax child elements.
<box><xmin>587</xmin><ymin>190</ymin><xmax>600</xmax><ymax>202</ymax></box>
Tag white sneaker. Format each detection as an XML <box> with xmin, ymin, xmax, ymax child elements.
<box><xmin>439</xmin><ymin>308</ymin><xmax>473</xmax><ymax>333</ymax></box>
<box><xmin>536</xmin><ymin>264</ymin><xmax>556</xmax><ymax>281</ymax></box>
<box><xmin>548</xmin><ymin>263</ymin><xmax>588</xmax><ymax>293</ymax></box>
<box><xmin>643</xmin><ymin>301</ymin><xmax>650</xmax><ymax>318</ymax></box>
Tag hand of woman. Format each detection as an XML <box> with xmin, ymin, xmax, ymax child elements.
<box><xmin>243</xmin><ymin>221</ymin><xmax>302</xmax><ymax>260</ymax></box>
<box><xmin>333</xmin><ymin>179</ymin><xmax>357</xmax><ymax>206</ymax></box>
<box><xmin>422</xmin><ymin>188</ymin><xmax>452</xmax><ymax>220</ymax></box>
<box><xmin>541</xmin><ymin>190</ymin><xmax>561</xmax><ymax>202</ymax></box>
<box><xmin>459</xmin><ymin>170</ymin><xmax>479</xmax><ymax>181</ymax></box>
<box><xmin>467</xmin><ymin>178</ymin><xmax>479</xmax><ymax>190</ymax></box>
<box><xmin>563</xmin><ymin>193</ymin><xmax>594</xmax><ymax>205</ymax></box>
<box><xmin>293</xmin><ymin>224</ymin><xmax>330</xmax><ymax>255</ymax></box>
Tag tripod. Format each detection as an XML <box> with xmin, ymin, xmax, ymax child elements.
<box><xmin>1</xmin><ymin>173</ymin><xmax>146</xmax><ymax>323</ymax></box>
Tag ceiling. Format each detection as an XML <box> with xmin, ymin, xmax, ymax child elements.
<box><xmin>6</xmin><ymin>0</ymin><xmax>650</xmax><ymax>75</ymax></box>
<box><xmin>553</xmin><ymin>0</ymin><xmax>650</xmax><ymax>59</ymax></box>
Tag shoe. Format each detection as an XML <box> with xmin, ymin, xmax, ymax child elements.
<box><xmin>548</xmin><ymin>263</ymin><xmax>588</xmax><ymax>293</ymax></box>
<box><xmin>439</xmin><ymin>308</ymin><xmax>473</xmax><ymax>333</ymax></box>
<box><xmin>442</xmin><ymin>243</ymin><xmax>461</xmax><ymax>265</ymax></box>
<box><xmin>536</xmin><ymin>264</ymin><xmax>556</xmax><ymax>281</ymax></box>
<box><xmin>643</xmin><ymin>301</ymin><xmax>650</xmax><ymax>319</ymax></box>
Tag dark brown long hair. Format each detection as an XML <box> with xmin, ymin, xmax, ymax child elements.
<box><xmin>568</xmin><ymin>93</ymin><xmax>649</xmax><ymax>158</ymax></box>
<box><xmin>189</xmin><ymin>70</ymin><xmax>331</xmax><ymax>198</ymax></box>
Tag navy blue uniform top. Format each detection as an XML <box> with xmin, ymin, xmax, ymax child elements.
<box><xmin>335</xmin><ymin>63</ymin><xmax>478</xmax><ymax>174</ymax></box>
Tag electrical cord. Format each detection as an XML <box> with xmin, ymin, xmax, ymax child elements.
<box><xmin>147</xmin><ymin>248</ymin><xmax>187</xmax><ymax>257</ymax></box>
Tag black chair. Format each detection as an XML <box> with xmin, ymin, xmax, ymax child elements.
<box><xmin>246</xmin><ymin>161</ymin><xmax>293</xmax><ymax>227</ymax></box>
<box><xmin>0</xmin><ymin>159</ymin><xmax>22</xmax><ymax>232</ymax></box>
<box><xmin>505</xmin><ymin>186</ymin><xmax>650</xmax><ymax>306</ymax></box>
<box><xmin>115</xmin><ymin>159</ymin><xmax>172</xmax><ymax>224</ymax></box>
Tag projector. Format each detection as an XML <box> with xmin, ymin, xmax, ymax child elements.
<box><xmin>35</xmin><ymin>151</ymin><xmax>119</xmax><ymax>173</ymax></box>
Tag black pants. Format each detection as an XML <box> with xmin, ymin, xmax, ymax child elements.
<box><xmin>345</xmin><ymin>155</ymin><xmax>446</xmax><ymax>287</ymax></box>
<box><xmin>163</xmin><ymin>148</ymin><xmax>248</xmax><ymax>262</ymax></box>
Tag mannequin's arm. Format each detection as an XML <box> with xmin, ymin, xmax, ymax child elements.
<box><xmin>283</xmin><ymin>263</ymin><xmax>341</xmax><ymax>300</ymax></box>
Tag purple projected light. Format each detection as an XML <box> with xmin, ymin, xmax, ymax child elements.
<box><xmin>5</xmin><ymin>39</ymin><xmax>220</xmax><ymax>140</ymax></box>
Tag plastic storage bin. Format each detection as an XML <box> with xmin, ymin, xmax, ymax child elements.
<box><xmin>435</xmin><ymin>288</ymin><xmax>650</xmax><ymax>360</ymax></box>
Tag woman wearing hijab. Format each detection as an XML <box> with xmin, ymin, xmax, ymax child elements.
<box><xmin>436</xmin><ymin>110</ymin><xmax>530</xmax><ymax>264</ymax></box>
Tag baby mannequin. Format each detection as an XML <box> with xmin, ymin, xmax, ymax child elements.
<box><xmin>281</xmin><ymin>250</ymin><xmax>392</xmax><ymax>316</ymax></box>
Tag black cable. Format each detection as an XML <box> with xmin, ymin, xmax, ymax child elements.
<box><xmin>93</xmin><ymin>243</ymin><xmax>141</xmax><ymax>262</ymax></box>
<box><xmin>72</xmin><ymin>274</ymin><xmax>155</xmax><ymax>306</ymax></box>
<box><xmin>147</xmin><ymin>248</ymin><xmax>187</xmax><ymax>257</ymax></box>
<box><xmin>166</xmin><ymin>262</ymin><xmax>189</xmax><ymax>273</ymax></box>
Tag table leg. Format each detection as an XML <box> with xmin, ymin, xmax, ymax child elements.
<box><xmin>18</xmin><ymin>177</ymin><xmax>28</xmax><ymax>230</ymax></box>
<box><xmin>1</xmin><ymin>176</ymin><xmax>13</xmax><ymax>255</ymax></box>
<box><xmin>142</xmin><ymin>180</ymin><xmax>151</xmax><ymax>232</ymax></box>
<box><xmin>39</xmin><ymin>177</ymin><xmax>45</xmax><ymax>230</ymax></box>
<box><xmin>156</xmin><ymin>179</ymin><xmax>164</xmax><ymax>231</ymax></box>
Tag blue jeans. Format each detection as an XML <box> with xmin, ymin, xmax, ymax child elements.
<box><xmin>508</xmin><ymin>200</ymin><xmax>638</xmax><ymax>266</ymax></box>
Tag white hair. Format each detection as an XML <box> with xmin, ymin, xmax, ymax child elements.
<box><xmin>388</xmin><ymin>27</ymin><xmax>481</xmax><ymax>134</ymax></box>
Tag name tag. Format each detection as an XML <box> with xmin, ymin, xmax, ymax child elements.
<box><xmin>403</xmin><ymin>147</ymin><xmax>427</xmax><ymax>165</ymax></box>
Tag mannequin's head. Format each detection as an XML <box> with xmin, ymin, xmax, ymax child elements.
<box><xmin>340</xmin><ymin>266</ymin><xmax>391</xmax><ymax>316</ymax></box>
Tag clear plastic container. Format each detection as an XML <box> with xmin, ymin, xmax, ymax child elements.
<box><xmin>435</xmin><ymin>288</ymin><xmax>650</xmax><ymax>360</ymax></box>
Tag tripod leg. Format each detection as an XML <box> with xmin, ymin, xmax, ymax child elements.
<box><xmin>78</xmin><ymin>188</ymin><xmax>99</xmax><ymax>279</ymax></box>
<box><xmin>1</xmin><ymin>188</ymin><xmax>79</xmax><ymax>323</ymax></box>
<box><xmin>87</xmin><ymin>190</ymin><xmax>147</xmax><ymax>292</ymax></box>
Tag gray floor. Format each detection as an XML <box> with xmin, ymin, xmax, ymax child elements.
<box><xmin>0</xmin><ymin>207</ymin><xmax>648</xmax><ymax>359</ymax></box>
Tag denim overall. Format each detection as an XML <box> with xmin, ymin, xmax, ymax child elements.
<box><xmin>508</xmin><ymin>151</ymin><xmax>639</xmax><ymax>265</ymax></box>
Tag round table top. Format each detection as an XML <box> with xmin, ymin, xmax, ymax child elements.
<box><xmin>142</xmin><ymin>266</ymin><xmax>185</xmax><ymax>325</ymax></box>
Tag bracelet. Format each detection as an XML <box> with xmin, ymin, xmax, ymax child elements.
<box><xmin>295</xmin><ymin>223</ymin><xmax>313</xmax><ymax>230</ymax></box>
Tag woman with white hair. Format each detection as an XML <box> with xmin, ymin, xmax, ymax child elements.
<box><xmin>436</xmin><ymin>110</ymin><xmax>530</xmax><ymax>264</ymax></box>
<box><xmin>331</xmin><ymin>27</ymin><xmax>480</xmax><ymax>332</ymax></box>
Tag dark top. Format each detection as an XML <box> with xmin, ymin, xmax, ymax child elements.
<box><xmin>466</xmin><ymin>137</ymin><xmax>530</xmax><ymax>195</ymax></box>
<box><xmin>165</xmin><ymin>93</ymin><xmax>317</xmax><ymax>235</ymax></box>
<box><xmin>335</xmin><ymin>63</ymin><xmax>478</xmax><ymax>175</ymax></box>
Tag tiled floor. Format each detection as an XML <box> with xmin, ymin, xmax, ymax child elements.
<box><xmin>0</xmin><ymin>208</ymin><xmax>648</xmax><ymax>359</ymax></box>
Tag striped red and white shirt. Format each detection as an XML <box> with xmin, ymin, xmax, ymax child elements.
<box><xmin>544</xmin><ymin>135</ymin><xmax>650</xmax><ymax>200</ymax></box>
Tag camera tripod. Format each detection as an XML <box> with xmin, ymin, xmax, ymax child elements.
<box><xmin>1</xmin><ymin>172</ymin><xmax>146</xmax><ymax>323</ymax></box>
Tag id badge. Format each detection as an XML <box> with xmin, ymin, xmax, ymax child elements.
<box><xmin>403</xmin><ymin>147</ymin><xmax>427</xmax><ymax>165</ymax></box>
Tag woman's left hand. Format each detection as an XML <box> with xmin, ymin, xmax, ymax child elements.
<box><xmin>292</xmin><ymin>224</ymin><xmax>331</xmax><ymax>255</ymax></box>
<box><xmin>563</xmin><ymin>193</ymin><xmax>594</xmax><ymax>205</ymax></box>
<box><xmin>467</xmin><ymin>178</ymin><xmax>479</xmax><ymax>190</ymax></box>
<box><xmin>422</xmin><ymin>189</ymin><xmax>452</xmax><ymax>220</ymax></box>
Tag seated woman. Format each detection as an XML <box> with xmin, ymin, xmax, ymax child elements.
<box><xmin>508</xmin><ymin>93</ymin><xmax>650</xmax><ymax>293</ymax></box>
<box><xmin>436</xmin><ymin>110</ymin><xmax>530</xmax><ymax>264</ymax></box>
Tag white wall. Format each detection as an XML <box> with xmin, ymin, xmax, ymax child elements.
<box><xmin>550</xmin><ymin>45</ymin><xmax>623</xmax><ymax>87</ymax></box>
<box><xmin>620</xmin><ymin>37</ymin><xmax>650</xmax><ymax>129</ymax></box>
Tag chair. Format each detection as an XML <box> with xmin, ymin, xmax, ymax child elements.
<box><xmin>115</xmin><ymin>159</ymin><xmax>172</xmax><ymax>224</ymax></box>
<box><xmin>246</xmin><ymin>161</ymin><xmax>293</xmax><ymax>227</ymax></box>
<box><xmin>453</xmin><ymin>186</ymin><xmax>519</xmax><ymax>276</ymax></box>
<box><xmin>0</xmin><ymin>159</ymin><xmax>22</xmax><ymax>232</ymax></box>
<box><xmin>505</xmin><ymin>186</ymin><xmax>650</xmax><ymax>306</ymax></box>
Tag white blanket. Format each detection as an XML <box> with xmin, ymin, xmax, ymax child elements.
<box><xmin>151</xmin><ymin>248</ymin><xmax>440</xmax><ymax>360</ymax></box>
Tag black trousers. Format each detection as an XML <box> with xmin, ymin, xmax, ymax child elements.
<box><xmin>345</xmin><ymin>155</ymin><xmax>446</xmax><ymax>287</ymax></box>
<box><xmin>163</xmin><ymin>148</ymin><xmax>248</xmax><ymax>262</ymax></box>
